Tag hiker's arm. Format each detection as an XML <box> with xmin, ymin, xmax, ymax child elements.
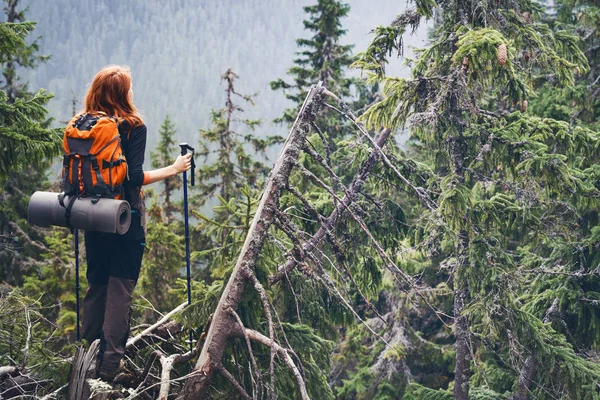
<box><xmin>126</xmin><ymin>125</ymin><xmax>147</xmax><ymax>187</ymax></box>
<box><xmin>125</xmin><ymin>124</ymin><xmax>191</xmax><ymax>186</ymax></box>
<box><xmin>142</xmin><ymin>154</ymin><xmax>192</xmax><ymax>185</ymax></box>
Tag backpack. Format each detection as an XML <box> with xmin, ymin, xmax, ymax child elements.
<box><xmin>61</xmin><ymin>112</ymin><xmax>128</xmax><ymax>200</ymax></box>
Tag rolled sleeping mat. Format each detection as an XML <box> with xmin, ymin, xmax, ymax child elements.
<box><xmin>28</xmin><ymin>191</ymin><xmax>131</xmax><ymax>234</ymax></box>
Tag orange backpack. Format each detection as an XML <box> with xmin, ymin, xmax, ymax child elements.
<box><xmin>62</xmin><ymin>112</ymin><xmax>127</xmax><ymax>200</ymax></box>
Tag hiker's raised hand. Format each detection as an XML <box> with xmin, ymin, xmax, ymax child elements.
<box><xmin>173</xmin><ymin>153</ymin><xmax>192</xmax><ymax>173</ymax></box>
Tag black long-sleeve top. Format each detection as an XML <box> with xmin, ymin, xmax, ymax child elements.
<box><xmin>119</xmin><ymin>123</ymin><xmax>147</xmax><ymax>212</ymax></box>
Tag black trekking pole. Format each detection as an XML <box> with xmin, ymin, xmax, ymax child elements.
<box><xmin>179</xmin><ymin>143</ymin><xmax>195</xmax><ymax>352</ymax></box>
<box><xmin>75</xmin><ymin>228</ymin><xmax>81</xmax><ymax>341</ymax></box>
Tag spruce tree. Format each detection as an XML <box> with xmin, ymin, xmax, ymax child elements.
<box><xmin>348</xmin><ymin>0</ymin><xmax>600</xmax><ymax>398</ymax></box>
<box><xmin>150</xmin><ymin>114</ymin><xmax>182</xmax><ymax>223</ymax></box>
<box><xmin>0</xmin><ymin>0</ymin><xmax>59</xmax><ymax>176</ymax></box>
<box><xmin>270</xmin><ymin>0</ymin><xmax>365</xmax><ymax>141</ymax></box>
<box><xmin>0</xmin><ymin>0</ymin><xmax>61</xmax><ymax>284</ymax></box>
<box><xmin>270</xmin><ymin>0</ymin><xmax>354</xmax><ymax>113</ymax></box>
<box><xmin>195</xmin><ymin>68</ymin><xmax>280</xmax><ymax>207</ymax></box>
<box><xmin>0</xmin><ymin>1</ymin><xmax>75</xmax><ymax>393</ymax></box>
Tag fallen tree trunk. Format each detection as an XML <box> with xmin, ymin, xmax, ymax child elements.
<box><xmin>180</xmin><ymin>84</ymin><xmax>325</xmax><ymax>399</ymax></box>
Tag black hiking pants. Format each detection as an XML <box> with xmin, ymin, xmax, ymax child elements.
<box><xmin>82</xmin><ymin>215</ymin><xmax>145</xmax><ymax>372</ymax></box>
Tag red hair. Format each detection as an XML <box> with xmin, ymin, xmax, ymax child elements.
<box><xmin>84</xmin><ymin>65</ymin><xmax>143</xmax><ymax>128</ymax></box>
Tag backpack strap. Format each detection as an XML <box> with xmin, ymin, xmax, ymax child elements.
<box><xmin>90</xmin><ymin>135</ymin><xmax>120</xmax><ymax>157</ymax></box>
<box><xmin>90</xmin><ymin>155</ymin><xmax>114</xmax><ymax>195</ymax></box>
<box><xmin>62</xmin><ymin>155</ymin><xmax>76</xmax><ymax>194</ymax></box>
<box><xmin>58</xmin><ymin>192</ymin><xmax>78</xmax><ymax>233</ymax></box>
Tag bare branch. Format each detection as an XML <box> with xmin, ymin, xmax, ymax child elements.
<box><xmin>8</xmin><ymin>222</ymin><xmax>49</xmax><ymax>253</ymax></box>
<box><xmin>154</xmin><ymin>348</ymin><xmax>198</xmax><ymax>400</ymax></box>
<box><xmin>126</xmin><ymin>302</ymin><xmax>187</xmax><ymax>349</ymax></box>
<box><xmin>22</xmin><ymin>308</ymin><xmax>32</xmax><ymax>368</ymax></box>
<box><xmin>229</xmin><ymin>307</ymin><xmax>262</xmax><ymax>400</ymax></box>
<box><xmin>241</xmin><ymin>268</ymin><xmax>276</xmax><ymax>399</ymax></box>
<box><xmin>244</xmin><ymin>328</ymin><xmax>310</xmax><ymax>400</ymax></box>
<box><xmin>322</xmin><ymin>89</ymin><xmax>437</xmax><ymax>210</ymax></box>
<box><xmin>271</xmin><ymin>128</ymin><xmax>392</xmax><ymax>285</ymax></box>
<box><xmin>216</xmin><ymin>364</ymin><xmax>252</xmax><ymax>400</ymax></box>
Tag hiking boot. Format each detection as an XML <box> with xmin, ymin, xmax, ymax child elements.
<box><xmin>98</xmin><ymin>367</ymin><xmax>120</xmax><ymax>382</ymax></box>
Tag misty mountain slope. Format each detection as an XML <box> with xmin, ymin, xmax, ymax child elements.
<box><xmin>21</xmin><ymin>0</ymin><xmax>427</xmax><ymax>159</ymax></box>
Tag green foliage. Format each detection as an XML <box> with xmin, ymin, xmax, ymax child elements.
<box><xmin>0</xmin><ymin>289</ymin><xmax>73</xmax><ymax>389</ymax></box>
<box><xmin>196</xmin><ymin>69</ymin><xmax>282</xmax><ymax>206</ymax></box>
<box><xmin>271</xmin><ymin>0</ymin><xmax>365</xmax><ymax>135</ymax></box>
<box><xmin>150</xmin><ymin>114</ymin><xmax>182</xmax><ymax>222</ymax></box>
<box><xmin>134</xmin><ymin>211</ymin><xmax>184</xmax><ymax>322</ymax></box>
<box><xmin>0</xmin><ymin>88</ymin><xmax>61</xmax><ymax>177</ymax></box>
<box><xmin>0</xmin><ymin>6</ymin><xmax>59</xmax><ymax>178</ymax></box>
<box><xmin>343</xmin><ymin>0</ymin><xmax>600</xmax><ymax>398</ymax></box>
<box><xmin>22</xmin><ymin>228</ymin><xmax>81</xmax><ymax>340</ymax></box>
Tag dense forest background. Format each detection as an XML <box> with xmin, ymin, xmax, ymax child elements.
<box><xmin>21</xmin><ymin>0</ymin><xmax>426</xmax><ymax>157</ymax></box>
<box><xmin>2</xmin><ymin>0</ymin><xmax>600</xmax><ymax>399</ymax></box>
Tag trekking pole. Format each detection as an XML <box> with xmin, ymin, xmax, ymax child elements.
<box><xmin>179</xmin><ymin>143</ymin><xmax>195</xmax><ymax>352</ymax></box>
<box><xmin>75</xmin><ymin>228</ymin><xmax>80</xmax><ymax>341</ymax></box>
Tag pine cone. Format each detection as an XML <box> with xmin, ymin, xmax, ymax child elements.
<box><xmin>521</xmin><ymin>99</ymin><xmax>528</xmax><ymax>112</ymax></box>
<box><xmin>462</xmin><ymin>56</ymin><xmax>469</xmax><ymax>73</ymax></box>
<box><xmin>497</xmin><ymin>43</ymin><xmax>507</xmax><ymax>65</ymax></box>
<box><xmin>577</xmin><ymin>11</ymin><xmax>583</xmax><ymax>22</ymax></box>
<box><xmin>521</xmin><ymin>11</ymin><xmax>533</xmax><ymax>24</ymax></box>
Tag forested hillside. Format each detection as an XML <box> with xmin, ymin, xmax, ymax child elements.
<box><xmin>21</xmin><ymin>0</ymin><xmax>426</xmax><ymax>157</ymax></box>
<box><xmin>2</xmin><ymin>0</ymin><xmax>600</xmax><ymax>399</ymax></box>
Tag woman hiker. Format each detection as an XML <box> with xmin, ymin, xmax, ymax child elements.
<box><xmin>79</xmin><ymin>65</ymin><xmax>192</xmax><ymax>381</ymax></box>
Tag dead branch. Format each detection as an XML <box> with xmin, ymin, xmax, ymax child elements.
<box><xmin>294</xmin><ymin>160</ymin><xmax>416</xmax><ymax>287</ymax></box>
<box><xmin>68</xmin><ymin>340</ymin><xmax>100</xmax><ymax>400</ymax></box>
<box><xmin>229</xmin><ymin>307</ymin><xmax>262</xmax><ymax>399</ymax></box>
<box><xmin>322</xmin><ymin>89</ymin><xmax>437</xmax><ymax>210</ymax></box>
<box><xmin>154</xmin><ymin>348</ymin><xmax>197</xmax><ymax>400</ymax></box>
<box><xmin>244</xmin><ymin>328</ymin><xmax>310</xmax><ymax>400</ymax></box>
<box><xmin>39</xmin><ymin>383</ymin><xmax>68</xmax><ymax>399</ymax></box>
<box><xmin>134</xmin><ymin>352</ymin><xmax>158</xmax><ymax>395</ymax></box>
<box><xmin>241</xmin><ymin>268</ymin><xmax>276</xmax><ymax>398</ymax></box>
<box><xmin>216</xmin><ymin>364</ymin><xmax>252</xmax><ymax>400</ymax></box>
<box><xmin>270</xmin><ymin>128</ymin><xmax>392</xmax><ymax>285</ymax></box>
<box><xmin>126</xmin><ymin>302</ymin><xmax>187</xmax><ymax>349</ymax></box>
<box><xmin>8</xmin><ymin>222</ymin><xmax>49</xmax><ymax>253</ymax></box>
<box><xmin>0</xmin><ymin>366</ymin><xmax>18</xmax><ymax>380</ymax></box>
<box><xmin>22</xmin><ymin>308</ymin><xmax>31</xmax><ymax>368</ymax></box>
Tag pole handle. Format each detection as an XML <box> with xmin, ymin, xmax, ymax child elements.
<box><xmin>179</xmin><ymin>143</ymin><xmax>196</xmax><ymax>187</ymax></box>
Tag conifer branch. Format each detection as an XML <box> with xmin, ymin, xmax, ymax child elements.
<box><xmin>270</xmin><ymin>128</ymin><xmax>393</xmax><ymax>284</ymax></box>
<box><xmin>321</xmin><ymin>89</ymin><xmax>438</xmax><ymax>210</ymax></box>
<box><xmin>240</xmin><ymin>267</ymin><xmax>277</xmax><ymax>399</ymax></box>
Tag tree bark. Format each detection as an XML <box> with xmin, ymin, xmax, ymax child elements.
<box><xmin>180</xmin><ymin>84</ymin><xmax>324</xmax><ymax>399</ymax></box>
<box><xmin>451</xmin><ymin>130</ymin><xmax>471</xmax><ymax>400</ymax></box>
<box><xmin>515</xmin><ymin>297</ymin><xmax>560</xmax><ymax>400</ymax></box>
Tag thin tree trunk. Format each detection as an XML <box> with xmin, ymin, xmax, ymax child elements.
<box><xmin>180</xmin><ymin>84</ymin><xmax>324</xmax><ymax>399</ymax></box>
<box><xmin>515</xmin><ymin>355</ymin><xmax>536</xmax><ymax>400</ymax></box>
<box><xmin>453</xmin><ymin>258</ymin><xmax>470</xmax><ymax>400</ymax></box>
<box><xmin>515</xmin><ymin>298</ymin><xmax>560</xmax><ymax>400</ymax></box>
<box><xmin>451</xmin><ymin>129</ymin><xmax>471</xmax><ymax>400</ymax></box>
